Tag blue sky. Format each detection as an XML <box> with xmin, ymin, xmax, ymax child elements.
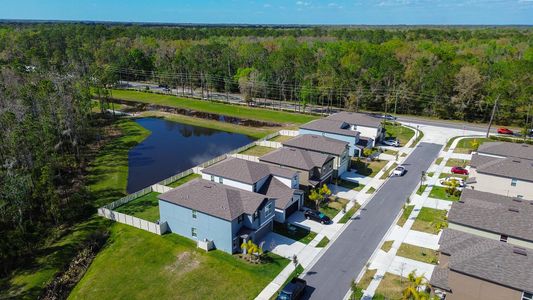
<box><xmin>1</xmin><ymin>0</ymin><xmax>532</xmax><ymax>25</ymax></box>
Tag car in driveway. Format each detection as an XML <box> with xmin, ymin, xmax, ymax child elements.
<box><xmin>391</xmin><ymin>165</ymin><xmax>406</xmax><ymax>176</ymax></box>
<box><xmin>277</xmin><ymin>278</ymin><xmax>307</xmax><ymax>300</ymax></box>
<box><xmin>451</xmin><ymin>166</ymin><xmax>469</xmax><ymax>175</ymax></box>
<box><xmin>497</xmin><ymin>127</ymin><xmax>514</xmax><ymax>135</ymax></box>
<box><xmin>304</xmin><ymin>209</ymin><xmax>331</xmax><ymax>224</ymax></box>
<box><xmin>382</xmin><ymin>138</ymin><xmax>400</xmax><ymax>147</ymax></box>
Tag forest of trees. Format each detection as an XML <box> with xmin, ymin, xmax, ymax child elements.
<box><xmin>0</xmin><ymin>23</ymin><xmax>532</xmax><ymax>278</ymax></box>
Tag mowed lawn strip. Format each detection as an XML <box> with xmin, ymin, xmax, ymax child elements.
<box><xmin>396</xmin><ymin>205</ymin><xmax>414</xmax><ymax>227</ymax></box>
<box><xmin>239</xmin><ymin>145</ymin><xmax>276</xmax><ymax>156</ymax></box>
<box><xmin>69</xmin><ymin>224</ymin><xmax>288</xmax><ymax>299</ymax></box>
<box><xmin>111</xmin><ymin>89</ymin><xmax>317</xmax><ymax>125</ymax></box>
<box><xmin>338</xmin><ymin>202</ymin><xmax>361</xmax><ymax>224</ymax></box>
<box><xmin>411</xmin><ymin>207</ymin><xmax>448</xmax><ymax>234</ymax></box>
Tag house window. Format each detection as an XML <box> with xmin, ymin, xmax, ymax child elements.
<box><xmin>219</xmin><ymin>177</ymin><xmax>223</xmax><ymax>184</ymax></box>
<box><xmin>511</xmin><ymin>178</ymin><xmax>518</xmax><ymax>186</ymax></box>
<box><xmin>210</xmin><ymin>175</ymin><xmax>215</xmax><ymax>182</ymax></box>
<box><xmin>265</xmin><ymin>203</ymin><xmax>272</xmax><ymax>216</ymax></box>
<box><xmin>253</xmin><ymin>211</ymin><xmax>258</xmax><ymax>221</ymax></box>
<box><xmin>252</xmin><ymin>183</ymin><xmax>257</xmax><ymax>192</ymax></box>
<box><xmin>500</xmin><ymin>235</ymin><xmax>508</xmax><ymax>243</ymax></box>
<box><xmin>191</xmin><ymin>227</ymin><xmax>197</xmax><ymax>237</ymax></box>
<box><xmin>192</xmin><ymin>210</ymin><xmax>197</xmax><ymax>219</ymax></box>
<box><xmin>237</xmin><ymin>214</ymin><xmax>243</xmax><ymax>224</ymax></box>
<box><xmin>522</xmin><ymin>292</ymin><xmax>533</xmax><ymax>300</ymax></box>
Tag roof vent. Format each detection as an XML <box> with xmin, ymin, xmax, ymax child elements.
<box><xmin>512</xmin><ymin>160</ymin><xmax>521</xmax><ymax>163</ymax></box>
<box><xmin>204</xmin><ymin>185</ymin><xmax>212</xmax><ymax>188</ymax></box>
<box><xmin>513</xmin><ymin>247</ymin><xmax>528</xmax><ymax>256</ymax></box>
<box><xmin>508</xmin><ymin>207</ymin><xmax>519</xmax><ymax>213</ymax></box>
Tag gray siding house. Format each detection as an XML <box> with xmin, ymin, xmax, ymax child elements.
<box><xmin>158</xmin><ymin>178</ymin><xmax>275</xmax><ymax>254</ymax></box>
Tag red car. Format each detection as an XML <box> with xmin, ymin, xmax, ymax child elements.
<box><xmin>451</xmin><ymin>166</ymin><xmax>469</xmax><ymax>175</ymax></box>
<box><xmin>497</xmin><ymin>128</ymin><xmax>513</xmax><ymax>135</ymax></box>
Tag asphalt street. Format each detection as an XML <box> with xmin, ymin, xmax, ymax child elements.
<box><xmin>302</xmin><ymin>142</ymin><xmax>443</xmax><ymax>300</ymax></box>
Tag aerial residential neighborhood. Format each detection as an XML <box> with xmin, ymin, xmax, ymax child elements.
<box><xmin>1</xmin><ymin>2</ymin><xmax>533</xmax><ymax>300</ymax></box>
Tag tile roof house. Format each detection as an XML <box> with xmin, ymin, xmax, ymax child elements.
<box><xmin>259</xmin><ymin>147</ymin><xmax>334</xmax><ymax>188</ymax></box>
<box><xmin>201</xmin><ymin>158</ymin><xmax>303</xmax><ymax>222</ymax></box>
<box><xmin>431</xmin><ymin>229</ymin><xmax>533</xmax><ymax>300</ymax></box>
<box><xmin>448</xmin><ymin>189</ymin><xmax>533</xmax><ymax>249</ymax></box>
<box><xmin>158</xmin><ymin>178</ymin><xmax>275</xmax><ymax>254</ymax></box>
<box><xmin>282</xmin><ymin>134</ymin><xmax>350</xmax><ymax>176</ymax></box>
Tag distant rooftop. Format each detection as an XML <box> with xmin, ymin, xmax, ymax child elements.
<box><xmin>477</xmin><ymin>141</ymin><xmax>533</xmax><ymax>160</ymax></box>
<box><xmin>326</xmin><ymin>112</ymin><xmax>382</xmax><ymax>128</ymax></box>
<box><xmin>470</xmin><ymin>153</ymin><xmax>533</xmax><ymax>182</ymax></box>
<box><xmin>282</xmin><ymin>134</ymin><xmax>348</xmax><ymax>156</ymax></box>
<box><xmin>449</xmin><ymin>189</ymin><xmax>533</xmax><ymax>241</ymax></box>
<box><xmin>259</xmin><ymin>147</ymin><xmax>333</xmax><ymax>171</ymax></box>
<box><xmin>436</xmin><ymin>229</ymin><xmax>533</xmax><ymax>293</ymax></box>
<box><xmin>300</xmin><ymin>119</ymin><xmax>360</xmax><ymax>137</ymax></box>
<box><xmin>158</xmin><ymin>178</ymin><xmax>268</xmax><ymax>221</ymax></box>
<box><xmin>201</xmin><ymin>157</ymin><xmax>296</xmax><ymax>184</ymax></box>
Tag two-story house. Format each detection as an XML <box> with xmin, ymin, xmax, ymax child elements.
<box><xmin>325</xmin><ymin>112</ymin><xmax>384</xmax><ymax>147</ymax></box>
<box><xmin>299</xmin><ymin>118</ymin><xmax>362</xmax><ymax>156</ymax></box>
<box><xmin>259</xmin><ymin>147</ymin><xmax>334</xmax><ymax>188</ymax></box>
<box><xmin>158</xmin><ymin>178</ymin><xmax>275</xmax><ymax>254</ymax></box>
<box><xmin>201</xmin><ymin>158</ymin><xmax>304</xmax><ymax>222</ymax></box>
<box><xmin>282</xmin><ymin>134</ymin><xmax>350</xmax><ymax>177</ymax></box>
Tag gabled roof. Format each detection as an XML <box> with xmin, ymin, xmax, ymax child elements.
<box><xmin>158</xmin><ymin>178</ymin><xmax>268</xmax><ymax>221</ymax></box>
<box><xmin>282</xmin><ymin>134</ymin><xmax>348</xmax><ymax>156</ymax></box>
<box><xmin>326</xmin><ymin>112</ymin><xmax>382</xmax><ymax>128</ymax></box>
<box><xmin>469</xmin><ymin>153</ymin><xmax>500</xmax><ymax>168</ymax></box>
<box><xmin>201</xmin><ymin>157</ymin><xmax>296</xmax><ymax>185</ymax></box>
<box><xmin>257</xmin><ymin>176</ymin><xmax>297</xmax><ymax>209</ymax></box>
<box><xmin>449</xmin><ymin>189</ymin><xmax>533</xmax><ymax>241</ymax></box>
<box><xmin>478</xmin><ymin>141</ymin><xmax>533</xmax><ymax>160</ymax></box>
<box><xmin>300</xmin><ymin>119</ymin><xmax>360</xmax><ymax>137</ymax></box>
<box><xmin>471</xmin><ymin>154</ymin><xmax>533</xmax><ymax>182</ymax></box>
<box><xmin>259</xmin><ymin>147</ymin><xmax>333</xmax><ymax>171</ymax></box>
<box><xmin>439</xmin><ymin>229</ymin><xmax>533</xmax><ymax>292</ymax></box>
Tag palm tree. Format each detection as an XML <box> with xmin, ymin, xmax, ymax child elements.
<box><xmin>402</xmin><ymin>271</ymin><xmax>431</xmax><ymax>300</ymax></box>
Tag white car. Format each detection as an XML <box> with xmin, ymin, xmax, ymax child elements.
<box><xmin>382</xmin><ymin>138</ymin><xmax>400</xmax><ymax>147</ymax></box>
<box><xmin>392</xmin><ymin>166</ymin><xmax>406</xmax><ymax>176</ymax></box>
<box><xmin>440</xmin><ymin>177</ymin><xmax>465</xmax><ymax>187</ymax></box>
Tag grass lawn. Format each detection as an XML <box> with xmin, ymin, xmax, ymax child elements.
<box><xmin>167</xmin><ymin>173</ymin><xmax>201</xmax><ymax>188</ymax></box>
<box><xmin>318</xmin><ymin>197</ymin><xmax>349</xmax><ymax>219</ymax></box>
<box><xmin>0</xmin><ymin>119</ymin><xmax>150</xmax><ymax>299</ymax></box>
<box><xmin>358</xmin><ymin>268</ymin><xmax>377</xmax><ymax>290</ymax></box>
<box><xmin>338</xmin><ymin>179</ymin><xmax>365</xmax><ymax>191</ymax></box>
<box><xmin>382</xmin><ymin>149</ymin><xmax>398</xmax><ymax>156</ymax></box>
<box><xmin>453</xmin><ymin>137</ymin><xmax>489</xmax><ymax>153</ymax></box>
<box><xmin>444</xmin><ymin>136</ymin><xmax>461</xmax><ymax>150</ymax></box>
<box><xmin>384</xmin><ymin>123</ymin><xmax>415</xmax><ymax>145</ymax></box>
<box><xmin>115</xmin><ymin>192</ymin><xmax>161</xmax><ymax>222</ymax></box>
<box><xmin>397</xmin><ymin>244</ymin><xmax>438</xmax><ymax>265</ymax></box>
<box><xmin>273</xmin><ymin>222</ymin><xmax>317</xmax><ymax>245</ymax></box>
<box><xmin>435</xmin><ymin>157</ymin><xmax>444</xmax><ymax>165</ymax></box>
<box><xmin>397</xmin><ymin>205</ymin><xmax>414</xmax><ymax>227</ymax></box>
<box><xmin>429</xmin><ymin>186</ymin><xmax>461</xmax><ymax>201</ymax></box>
<box><xmin>110</xmin><ymin>89</ymin><xmax>317</xmax><ymax>125</ymax></box>
<box><xmin>338</xmin><ymin>202</ymin><xmax>361</xmax><ymax>224</ymax></box>
<box><xmin>380</xmin><ymin>162</ymin><xmax>397</xmax><ymax>179</ymax></box>
<box><xmin>269</xmin><ymin>135</ymin><xmax>294</xmax><ymax>142</ymax></box>
<box><xmin>366</xmin><ymin>187</ymin><xmax>376</xmax><ymax>194</ymax></box>
<box><xmin>411</xmin><ymin>207</ymin><xmax>448</xmax><ymax>234</ymax></box>
<box><xmin>438</xmin><ymin>173</ymin><xmax>467</xmax><ymax>179</ymax></box>
<box><xmin>411</xmin><ymin>129</ymin><xmax>424</xmax><ymax>147</ymax></box>
<box><xmin>373</xmin><ymin>273</ymin><xmax>410</xmax><ymax>300</ymax></box>
<box><xmin>69</xmin><ymin>224</ymin><xmax>289</xmax><ymax>300</ymax></box>
<box><xmin>351</xmin><ymin>159</ymin><xmax>388</xmax><ymax>177</ymax></box>
<box><xmin>92</xmin><ymin>99</ymin><xmax>126</xmax><ymax>112</ymax></box>
<box><xmin>316</xmin><ymin>236</ymin><xmax>330</xmax><ymax>248</ymax></box>
<box><xmin>239</xmin><ymin>145</ymin><xmax>276</xmax><ymax>156</ymax></box>
<box><xmin>381</xmin><ymin>241</ymin><xmax>394</xmax><ymax>253</ymax></box>
<box><xmin>416</xmin><ymin>184</ymin><xmax>427</xmax><ymax>195</ymax></box>
<box><xmin>445</xmin><ymin>158</ymin><xmax>469</xmax><ymax>167</ymax></box>
<box><xmin>140</xmin><ymin>111</ymin><xmax>272</xmax><ymax>139</ymax></box>
<box><xmin>427</xmin><ymin>172</ymin><xmax>434</xmax><ymax>178</ymax></box>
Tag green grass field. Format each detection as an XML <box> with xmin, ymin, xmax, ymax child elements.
<box><xmin>111</xmin><ymin>89</ymin><xmax>317</xmax><ymax>125</ymax></box>
<box><xmin>381</xmin><ymin>241</ymin><xmax>394</xmax><ymax>253</ymax></box>
<box><xmin>445</xmin><ymin>158</ymin><xmax>469</xmax><ymax>167</ymax></box>
<box><xmin>239</xmin><ymin>145</ymin><xmax>276</xmax><ymax>156</ymax></box>
<box><xmin>69</xmin><ymin>224</ymin><xmax>289</xmax><ymax>300</ymax></box>
<box><xmin>416</xmin><ymin>184</ymin><xmax>427</xmax><ymax>195</ymax></box>
<box><xmin>316</xmin><ymin>236</ymin><xmax>330</xmax><ymax>248</ymax></box>
<box><xmin>429</xmin><ymin>186</ymin><xmax>461</xmax><ymax>201</ymax></box>
<box><xmin>453</xmin><ymin>137</ymin><xmax>489</xmax><ymax>153</ymax></box>
<box><xmin>338</xmin><ymin>203</ymin><xmax>361</xmax><ymax>224</ymax></box>
<box><xmin>167</xmin><ymin>173</ymin><xmax>201</xmax><ymax>188</ymax></box>
<box><xmin>397</xmin><ymin>244</ymin><xmax>438</xmax><ymax>264</ymax></box>
<box><xmin>396</xmin><ymin>205</ymin><xmax>414</xmax><ymax>227</ymax></box>
<box><xmin>411</xmin><ymin>207</ymin><xmax>448</xmax><ymax>234</ymax></box>
<box><xmin>115</xmin><ymin>192</ymin><xmax>161</xmax><ymax>222</ymax></box>
<box><xmin>351</xmin><ymin>159</ymin><xmax>388</xmax><ymax>177</ymax></box>
<box><xmin>384</xmin><ymin>123</ymin><xmax>415</xmax><ymax>145</ymax></box>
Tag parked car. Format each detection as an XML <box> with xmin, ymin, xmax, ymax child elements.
<box><xmin>277</xmin><ymin>278</ymin><xmax>307</xmax><ymax>300</ymax></box>
<box><xmin>392</xmin><ymin>165</ymin><xmax>406</xmax><ymax>176</ymax></box>
<box><xmin>497</xmin><ymin>127</ymin><xmax>514</xmax><ymax>135</ymax></box>
<box><xmin>440</xmin><ymin>177</ymin><xmax>466</xmax><ymax>187</ymax></box>
<box><xmin>382</xmin><ymin>138</ymin><xmax>400</xmax><ymax>147</ymax></box>
<box><xmin>304</xmin><ymin>209</ymin><xmax>331</xmax><ymax>224</ymax></box>
<box><xmin>451</xmin><ymin>166</ymin><xmax>469</xmax><ymax>175</ymax></box>
<box><xmin>381</xmin><ymin>114</ymin><xmax>397</xmax><ymax>121</ymax></box>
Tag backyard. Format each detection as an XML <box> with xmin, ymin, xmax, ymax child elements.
<box><xmin>411</xmin><ymin>207</ymin><xmax>448</xmax><ymax>234</ymax></box>
<box><xmin>167</xmin><ymin>173</ymin><xmax>201</xmax><ymax>188</ymax></box>
<box><xmin>351</xmin><ymin>159</ymin><xmax>388</xmax><ymax>177</ymax></box>
<box><xmin>115</xmin><ymin>192</ymin><xmax>161</xmax><ymax>222</ymax></box>
<box><xmin>69</xmin><ymin>224</ymin><xmax>289</xmax><ymax>299</ymax></box>
<box><xmin>239</xmin><ymin>145</ymin><xmax>276</xmax><ymax>156</ymax></box>
<box><xmin>268</xmin><ymin>135</ymin><xmax>294</xmax><ymax>142</ymax></box>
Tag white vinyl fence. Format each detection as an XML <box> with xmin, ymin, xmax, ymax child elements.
<box><xmin>257</xmin><ymin>140</ymin><xmax>282</xmax><ymax>148</ymax></box>
<box><xmin>279</xmin><ymin>129</ymin><xmax>299</xmax><ymax>136</ymax></box>
<box><xmin>229</xmin><ymin>153</ymin><xmax>260</xmax><ymax>162</ymax></box>
<box><xmin>98</xmin><ymin>208</ymin><xmax>168</xmax><ymax>235</ymax></box>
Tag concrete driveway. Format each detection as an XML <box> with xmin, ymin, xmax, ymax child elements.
<box><xmin>287</xmin><ymin>211</ymin><xmax>343</xmax><ymax>239</ymax></box>
<box><xmin>259</xmin><ymin>232</ymin><xmax>306</xmax><ymax>258</ymax></box>
<box><xmin>301</xmin><ymin>143</ymin><xmax>442</xmax><ymax>300</ymax></box>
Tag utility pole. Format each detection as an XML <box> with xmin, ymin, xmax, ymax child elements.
<box><xmin>486</xmin><ymin>95</ymin><xmax>500</xmax><ymax>138</ymax></box>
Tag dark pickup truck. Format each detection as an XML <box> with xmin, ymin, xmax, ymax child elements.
<box><xmin>276</xmin><ymin>278</ymin><xmax>307</xmax><ymax>300</ymax></box>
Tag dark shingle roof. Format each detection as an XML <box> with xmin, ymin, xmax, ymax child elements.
<box><xmin>282</xmin><ymin>134</ymin><xmax>348</xmax><ymax>156</ymax></box>
<box><xmin>326</xmin><ymin>112</ymin><xmax>382</xmax><ymax>128</ymax></box>
<box><xmin>449</xmin><ymin>189</ymin><xmax>533</xmax><ymax>241</ymax></box>
<box><xmin>478</xmin><ymin>142</ymin><xmax>533</xmax><ymax>160</ymax></box>
<box><xmin>430</xmin><ymin>266</ymin><xmax>450</xmax><ymax>292</ymax></box>
<box><xmin>472</xmin><ymin>154</ymin><xmax>533</xmax><ymax>182</ymax></box>
<box><xmin>259</xmin><ymin>148</ymin><xmax>333</xmax><ymax>171</ymax></box>
<box><xmin>439</xmin><ymin>229</ymin><xmax>533</xmax><ymax>292</ymax></box>
<box><xmin>300</xmin><ymin>119</ymin><xmax>360</xmax><ymax>137</ymax></box>
<box><xmin>201</xmin><ymin>157</ymin><xmax>296</xmax><ymax>184</ymax></box>
<box><xmin>158</xmin><ymin>178</ymin><xmax>268</xmax><ymax>221</ymax></box>
<box><xmin>257</xmin><ymin>176</ymin><xmax>297</xmax><ymax>209</ymax></box>
<box><xmin>469</xmin><ymin>153</ymin><xmax>500</xmax><ymax>168</ymax></box>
